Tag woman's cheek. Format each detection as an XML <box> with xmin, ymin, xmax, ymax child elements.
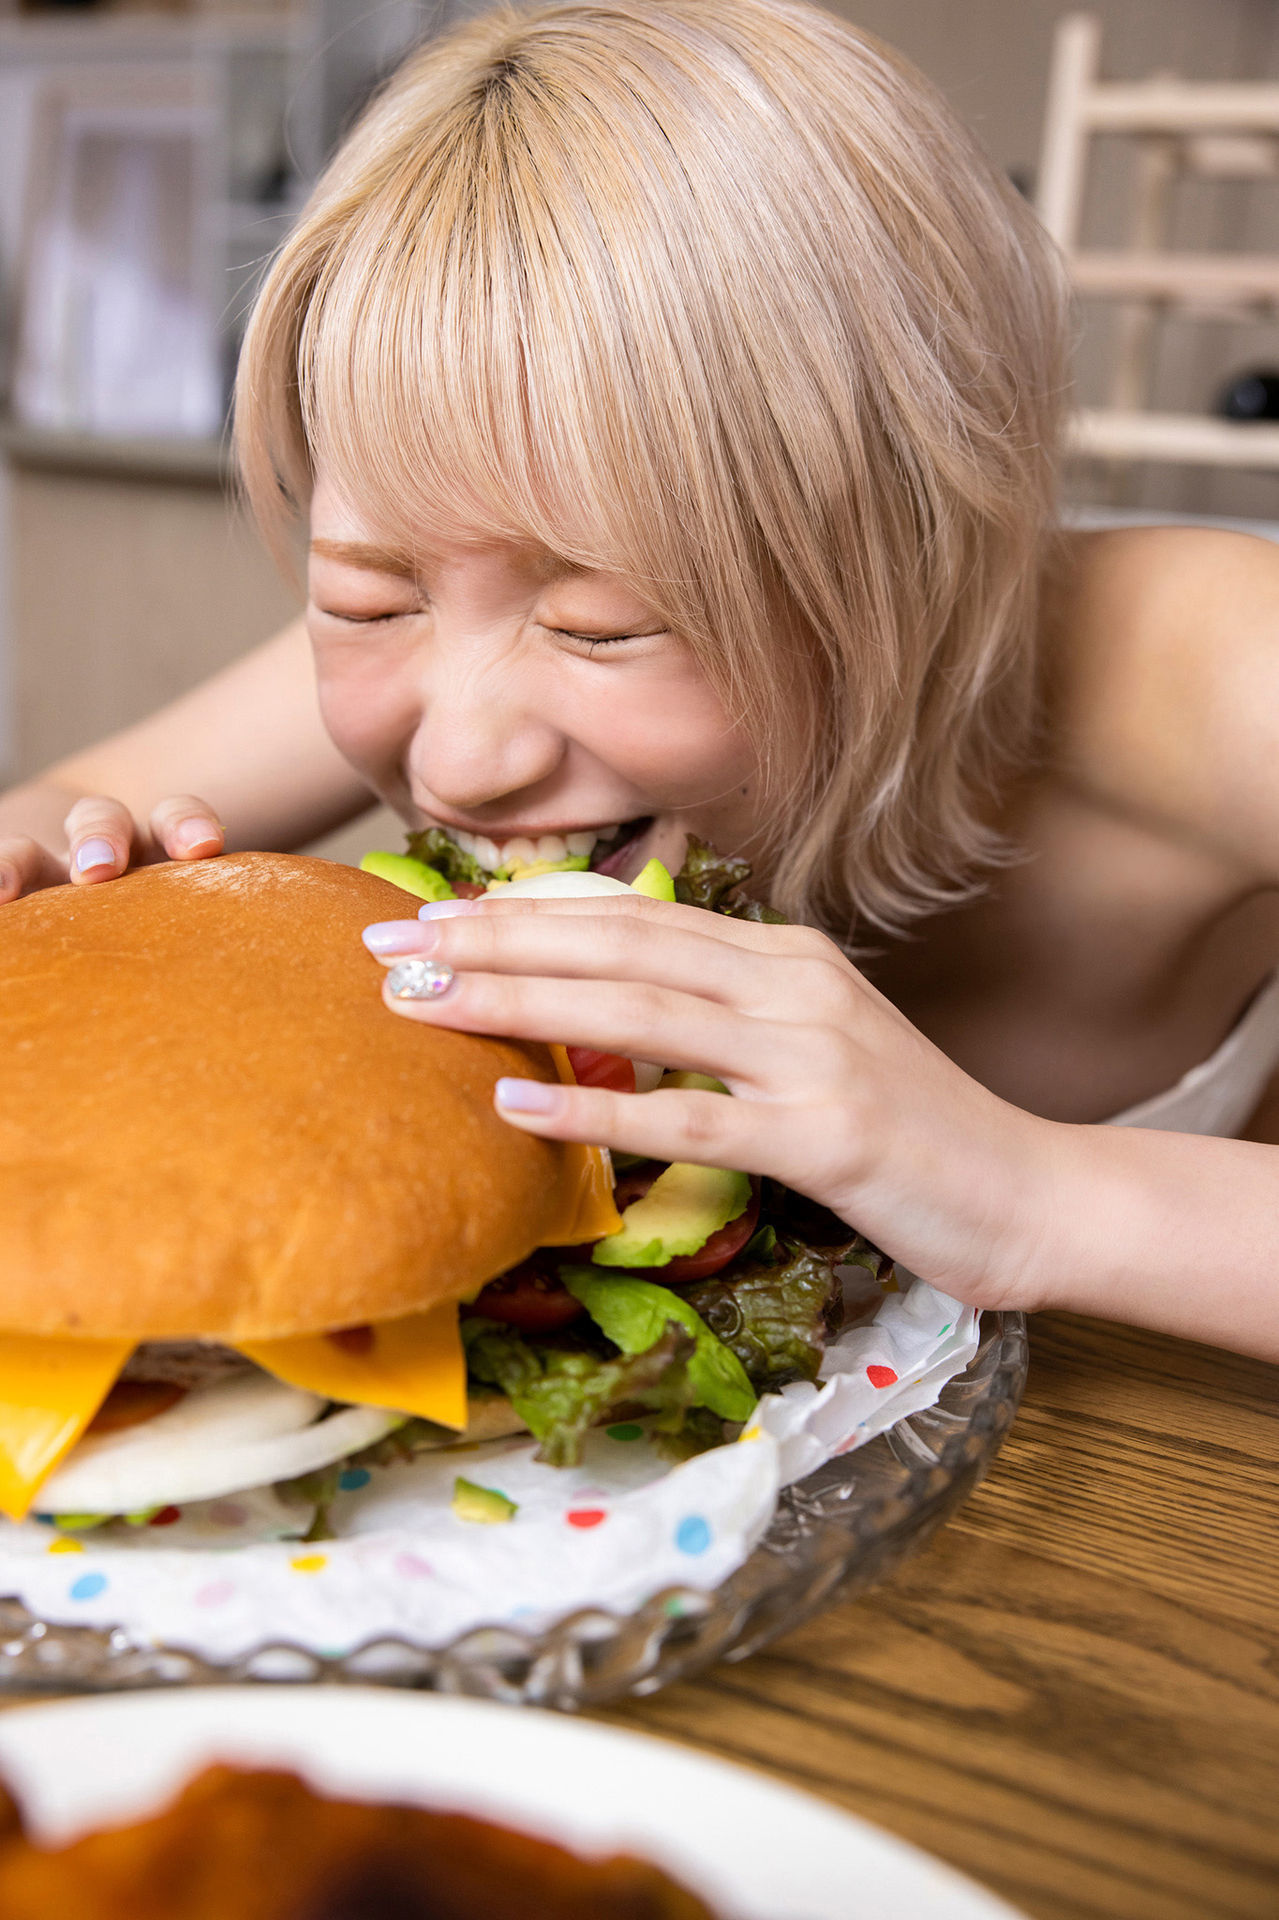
<box><xmin>313</xmin><ymin>652</ymin><xmax>420</xmax><ymax>786</ymax></box>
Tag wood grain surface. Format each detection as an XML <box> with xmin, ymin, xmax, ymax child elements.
<box><xmin>602</xmin><ymin>1312</ymin><xmax>1279</xmax><ymax>1920</ymax></box>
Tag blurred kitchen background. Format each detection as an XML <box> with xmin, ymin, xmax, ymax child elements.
<box><xmin>0</xmin><ymin>0</ymin><xmax>1276</xmax><ymax>843</ymax></box>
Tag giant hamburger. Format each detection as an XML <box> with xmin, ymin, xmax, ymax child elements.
<box><xmin>0</xmin><ymin>848</ymin><xmax>860</xmax><ymax>1535</ymax></box>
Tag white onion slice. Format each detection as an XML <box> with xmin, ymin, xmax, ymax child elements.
<box><xmin>489</xmin><ymin>869</ymin><xmax>635</xmax><ymax>900</ymax></box>
<box><xmin>38</xmin><ymin>1372</ymin><xmax>399</xmax><ymax>1515</ymax></box>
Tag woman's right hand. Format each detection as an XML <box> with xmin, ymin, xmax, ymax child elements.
<box><xmin>0</xmin><ymin>793</ymin><xmax>225</xmax><ymax>903</ymax></box>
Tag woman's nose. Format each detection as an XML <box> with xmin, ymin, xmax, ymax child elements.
<box><xmin>407</xmin><ymin>676</ymin><xmax>566</xmax><ymax>817</ymax></box>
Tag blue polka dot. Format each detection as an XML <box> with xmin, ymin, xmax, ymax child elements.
<box><xmin>69</xmin><ymin>1573</ymin><xmax>108</xmax><ymax>1602</ymax></box>
<box><xmin>339</xmin><ymin>1468</ymin><xmax>372</xmax><ymax>1491</ymax></box>
<box><xmin>675</xmin><ymin>1515</ymin><xmax>711</xmax><ymax>1556</ymax></box>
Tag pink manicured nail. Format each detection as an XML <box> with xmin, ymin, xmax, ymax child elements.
<box><xmin>74</xmin><ymin>838</ymin><xmax>117</xmax><ymax>873</ymax></box>
<box><xmin>363</xmin><ymin>920</ymin><xmax>437</xmax><ymax>956</ymax></box>
<box><xmin>418</xmin><ymin>898</ymin><xmax>480</xmax><ymax>921</ymax></box>
<box><xmin>495</xmin><ymin>1078</ymin><xmax>563</xmax><ymax>1115</ymax></box>
<box><xmin>172</xmin><ymin>818</ymin><xmax>220</xmax><ymax>857</ymax></box>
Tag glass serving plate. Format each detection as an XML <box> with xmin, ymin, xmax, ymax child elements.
<box><xmin>0</xmin><ymin>1312</ymin><xmax>1026</xmax><ymax>1708</ymax></box>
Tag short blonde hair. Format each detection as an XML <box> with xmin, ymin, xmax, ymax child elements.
<box><xmin>236</xmin><ymin>0</ymin><xmax>1069</xmax><ymax>938</ymax></box>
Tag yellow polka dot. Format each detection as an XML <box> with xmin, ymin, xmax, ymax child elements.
<box><xmin>290</xmin><ymin>1554</ymin><xmax>328</xmax><ymax>1575</ymax></box>
<box><xmin>48</xmin><ymin>1538</ymin><xmax>83</xmax><ymax>1555</ymax></box>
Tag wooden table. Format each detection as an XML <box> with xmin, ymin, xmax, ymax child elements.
<box><xmin>0</xmin><ymin>1313</ymin><xmax>1274</xmax><ymax>1918</ymax></box>
<box><xmin>602</xmin><ymin>1313</ymin><xmax>1279</xmax><ymax>1920</ymax></box>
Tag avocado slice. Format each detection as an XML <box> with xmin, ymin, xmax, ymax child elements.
<box><xmin>451</xmin><ymin>1477</ymin><xmax>517</xmax><ymax>1524</ymax></box>
<box><xmin>591</xmin><ymin>1161</ymin><xmax>752</xmax><ymax>1268</ymax></box>
<box><xmin>630</xmin><ymin>858</ymin><xmax>676</xmax><ymax>902</ymax></box>
<box><xmin>361</xmin><ymin>850</ymin><xmax>457</xmax><ymax>903</ymax></box>
<box><xmin>658</xmin><ymin>1069</ymin><xmax>729</xmax><ymax>1095</ymax></box>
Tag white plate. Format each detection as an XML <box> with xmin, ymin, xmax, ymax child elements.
<box><xmin>0</xmin><ymin>1687</ymin><xmax>1023</xmax><ymax>1919</ymax></box>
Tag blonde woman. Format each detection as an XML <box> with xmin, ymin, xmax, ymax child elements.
<box><xmin>4</xmin><ymin>0</ymin><xmax>1278</xmax><ymax>1355</ymax></box>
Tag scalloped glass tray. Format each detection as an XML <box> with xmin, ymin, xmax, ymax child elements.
<box><xmin>0</xmin><ymin>1312</ymin><xmax>1026</xmax><ymax>1708</ymax></box>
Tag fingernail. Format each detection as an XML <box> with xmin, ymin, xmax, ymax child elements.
<box><xmin>495</xmin><ymin>1077</ymin><xmax>563</xmax><ymax>1114</ymax></box>
<box><xmin>385</xmin><ymin>959</ymin><xmax>456</xmax><ymax>1000</ymax></box>
<box><xmin>418</xmin><ymin>898</ymin><xmax>480</xmax><ymax>921</ymax></box>
<box><xmin>74</xmin><ymin>838</ymin><xmax>116</xmax><ymax>873</ymax></box>
<box><xmin>172</xmin><ymin>818</ymin><xmax>219</xmax><ymax>857</ymax></box>
<box><xmin>363</xmin><ymin>920</ymin><xmax>437</xmax><ymax>956</ymax></box>
<box><xmin>0</xmin><ymin>867</ymin><xmax>14</xmax><ymax>897</ymax></box>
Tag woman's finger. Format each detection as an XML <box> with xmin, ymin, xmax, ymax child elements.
<box><xmin>428</xmin><ymin>887</ymin><xmax>836</xmax><ymax>962</ymax></box>
<box><xmin>149</xmin><ymin>795</ymin><xmax>225</xmax><ymax>862</ymax></box>
<box><xmin>380</xmin><ymin>961</ymin><xmax>812</xmax><ymax>1088</ymax></box>
<box><xmin>0</xmin><ymin>835</ymin><xmax>69</xmax><ymax>902</ymax></box>
<box><xmin>365</xmin><ymin>902</ymin><xmax>860</xmax><ymax>1027</ymax></box>
<box><xmin>492</xmin><ymin>1077</ymin><xmax>833</xmax><ymax>1189</ymax></box>
<box><xmin>367</xmin><ymin>908</ymin><xmax>766</xmax><ymax>1008</ymax></box>
<box><xmin>63</xmin><ymin>796</ymin><xmax>137</xmax><ymax>884</ymax></box>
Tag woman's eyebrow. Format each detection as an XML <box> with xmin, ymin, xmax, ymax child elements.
<box><xmin>309</xmin><ymin>537</ymin><xmax>419</xmax><ymax>580</ymax></box>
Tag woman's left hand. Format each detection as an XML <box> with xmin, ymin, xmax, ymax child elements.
<box><xmin>365</xmin><ymin>893</ymin><xmax>1056</xmax><ymax>1310</ymax></box>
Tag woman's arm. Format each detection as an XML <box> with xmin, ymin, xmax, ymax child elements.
<box><xmin>0</xmin><ymin>618</ymin><xmax>374</xmax><ymax>897</ymax></box>
<box><xmin>1027</xmin><ymin>1122</ymin><xmax>1279</xmax><ymax>1359</ymax></box>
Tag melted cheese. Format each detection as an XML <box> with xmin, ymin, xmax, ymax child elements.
<box><xmin>0</xmin><ymin>1335</ymin><xmax>134</xmax><ymax>1521</ymax></box>
<box><xmin>540</xmin><ymin>1045</ymin><xmax>625</xmax><ymax>1244</ymax></box>
<box><xmin>239</xmin><ymin>1301</ymin><xmax>468</xmax><ymax>1432</ymax></box>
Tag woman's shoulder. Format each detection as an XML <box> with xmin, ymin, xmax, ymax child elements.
<box><xmin>1042</xmin><ymin>523</ymin><xmax>1279</xmax><ymax>883</ymax></box>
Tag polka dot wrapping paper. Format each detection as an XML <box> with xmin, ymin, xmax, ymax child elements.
<box><xmin>0</xmin><ymin>1278</ymin><xmax>977</xmax><ymax>1662</ymax></box>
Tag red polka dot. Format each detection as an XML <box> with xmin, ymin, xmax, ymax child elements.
<box><xmin>148</xmin><ymin>1506</ymin><xmax>182</xmax><ymax>1527</ymax></box>
<box><xmin>395</xmin><ymin>1552</ymin><xmax>434</xmax><ymax>1580</ymax></box>
<box><xmin>566</xmin><ymin>1508</ymin><xmax>607</xmax><ymax>1529</ymax></box>
<box><xmin>866</xmin><ymin>1365</ymin><xmax>898</xmax><ymax>1389</ymax></box>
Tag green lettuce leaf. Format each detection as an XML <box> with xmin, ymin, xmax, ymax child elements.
<box><xmin>404</xmin><ymin>826</ymin><xmax>486</xmax><ymax>889</ymax></box>
<box><xmin>674</xmin><ymin>836</ymin><xmax>785</xmax><ymax>923</ymax></box>
<box><xmin>462</xmin><ymin>1320</ymin><xmax>703</xmax><ymax>1468</ymax></box>
<box><xmin>560</xmin><ymin>1268</ymin><xmax>757</xmax><ymax>1423</ymax></box>
<box><xmin>679</xmin><ymin>1239</ymin><xmax>845</xmax><ymax>1393</ymax></box>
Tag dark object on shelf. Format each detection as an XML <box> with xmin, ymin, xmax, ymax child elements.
<box><xmin>1217</xmin><ymin>370</ymin><xmax>1279</xmax><ymax>423</ymax></box>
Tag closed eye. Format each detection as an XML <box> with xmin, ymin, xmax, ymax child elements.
<box><xmin>554</xmin><ymin>628</ymin><xmax>666</xmax><ymax>646</ymax></box>
<box><xmin>316</xmin><ymin>607</ymin><xmax>412</xmax><ymax>626</ymax></box>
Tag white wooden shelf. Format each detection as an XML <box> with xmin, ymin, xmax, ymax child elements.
<box><xmin>1068</xmin><ymin>409</ymin><xmax>1279</xmax><ymax>470</ymax></box>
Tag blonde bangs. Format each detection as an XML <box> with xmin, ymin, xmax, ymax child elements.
<box><xmin>236</xmin><ymin>0</ymin><xmax>1068</xmax><ymax>939</ymax></box>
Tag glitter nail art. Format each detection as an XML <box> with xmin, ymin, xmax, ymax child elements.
<box><xmin>385</xmin><ymin>959</ymin><xmax>456</xmax><ymax>1000</ymax></box>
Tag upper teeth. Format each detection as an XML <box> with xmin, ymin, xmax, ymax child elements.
<box><xmin>446</xmin><ymin>826</ymin><xmax>621</xmax><ymax>872</ymax></box>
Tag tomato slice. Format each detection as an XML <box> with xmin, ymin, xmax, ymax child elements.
<box><xmin>327</xmin><ymin>1325</ymin><xmax>375</xmax><ymax>1358</ymax></box>
<box><xmin>657</xmin><ymin>1185</ymin><xmax>761</xmax><ymax>1283</ymax></box>
<box><xmin>565</xmin><ymin>1047</ymin><xmax>636</xmax><ymax>1094</ymax></box>
<box><xmin>87</xmin><ymin>1379</ymin><xmax>186</xmax><ymax>1436</ymax></box>
<box><xmin>468</xmin><ymin>1262</ymin><xmax>587</xmax><ymax>1334</ymax></box>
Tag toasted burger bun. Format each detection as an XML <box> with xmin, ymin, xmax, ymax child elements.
<box><xmin>0</xmin><ymin>853</ymin><xmax>576</xmax><ymax>1341</ymax></box>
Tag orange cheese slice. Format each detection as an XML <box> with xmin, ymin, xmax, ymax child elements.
<box><xmin>239</xmin><ymin>1300</ymin><xmax>468</xmax><ymax>1432</ymax></box>
<box><xmin>539</xmin><ymin>1045</ymin><xmax>625</xmax><ymax>1245</ymax></box>
<box><xmin>0</xmin><ymin>1335</ymin><xmax>134</xmax><ymax>1522</ymax></box>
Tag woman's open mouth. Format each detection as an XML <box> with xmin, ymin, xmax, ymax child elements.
<box><xmin>437</xmin><ymin>817</ymin><xmax>654</xmax><ymax>882</ymax></box>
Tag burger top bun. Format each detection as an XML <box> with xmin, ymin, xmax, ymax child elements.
<box><xmin>0</xmin><ymin>852</ymin><xmax>575</xmax><ymax>1341</ymax></box>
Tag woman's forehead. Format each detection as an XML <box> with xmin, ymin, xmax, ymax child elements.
<box><xmin>308</xmin><ymin>477</ymin><xmax>592</xmax><ymax>585</ymax></box>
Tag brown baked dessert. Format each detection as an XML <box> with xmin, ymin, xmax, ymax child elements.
<box><xmin>0</xmin><ymin>1762</ymin><xmax>722</xmax><ymax>1919</ymax></box>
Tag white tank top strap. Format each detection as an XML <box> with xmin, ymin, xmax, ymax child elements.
<box><xmin>1105</xmin><ymin>971</ymin><xmax>1279</xmax><ymax>1137</ymax></box>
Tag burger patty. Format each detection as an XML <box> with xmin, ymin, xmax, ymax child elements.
<box><xmin>120</xmin><ymin>1342</ymin><xmax>252</xmax><ymax>1389</ymax></box>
